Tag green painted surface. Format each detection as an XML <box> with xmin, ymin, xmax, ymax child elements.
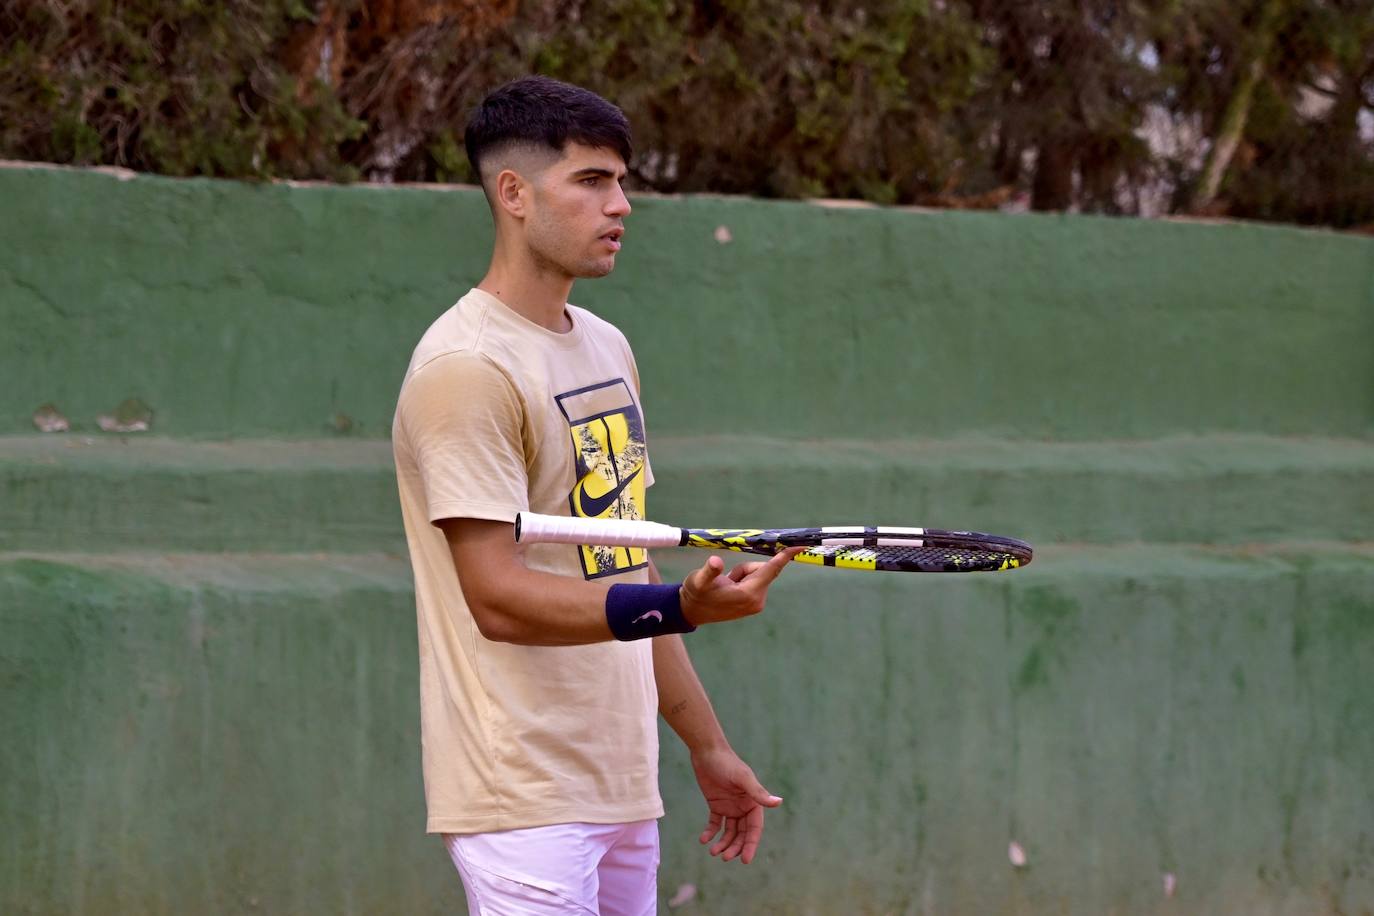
<box><xmin>2</xmin><ymin>165</ymin><xmax>1372</xmax><ymax>440</ymax></box>
<box><xmin>3</xmin><ymin>165</ymin><xmax>1373</xmax><ymax>914</ymax></box>
<box><xmin>3</xmin><ymin>549</ymin><xmax>1372</xmax><ymax>914</ymax></box>
<box><xmin>0</xmin><ymin>554</ymin><xmax>447</xmax><ymax>915</ymax></box>
<box><xmin>0</xmin><ymin>437</ymin><xmax>405</xmax><ymax>554</ymax></box>
<box><xmin>4</xmin><ymin>433</ymin><xmax>1374</xmax><ymax>553</ymax></box>
<box><xmin>654</xmin><ymin>548</ymin><xmax>1374</xmax><ymax>915</ymax></box>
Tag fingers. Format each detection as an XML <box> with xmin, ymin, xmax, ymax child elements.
<box><xmin>721</xmin><ymin>807</ymin><xmax>768</xmax><ymax>864</ymax></box>
<box><xmin>728</xmin><ymin>561</ymin><xmax>765</xmax><ymax>582</ymax></box>
<box><xmin>709</xmin><ymin>817</ymin><xmax>739</xmax><ymax>858</ymax></box>
<box><xmin>685</xmin><ymin>547</ymin><xmax>802</xmax><ymax>627</ymax></box>
<box><xmin>699</xmin><ymin>811</ymin><xmax>722</xmax><ymax>845</ymax></box>
<box><xmin>718</xmin><ymin>547</ymin><xmax>807</xmax><ymax>593</ymax></box>
<box><xmin>693</xmin><ymin>554</ymin><xmax>725</xmax><ymax>586</ymax></box>
<box><xmin>749</xmin><ymin>781</ymin><xmax>783</xmax><ymax>809</ymax></box>
<box><xmin>744</xmin><ymin>546</ymin><xmax>808</xmax><ymax>588</ymax></box>
<box><xmin>739</xmin><ymin>808</ymin><xmax>766</xmax><ymax>864</ymax></box>
<box><xmin>721</xmin><ymin>824</ymin><xmax>746</xmax><ymax>862</ymax></box>
<box><xmin>703</xmin><ymin>804</ymin><xmax>776</xmax><ymax>864</ymax></box>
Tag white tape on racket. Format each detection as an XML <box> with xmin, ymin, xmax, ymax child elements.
<box><xmin>516</xmin><ymin>512</ymin><xmax>684</xmax><ymax>549</ymax></box>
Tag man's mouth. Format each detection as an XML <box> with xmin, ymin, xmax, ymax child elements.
<box><xmin>600</xmin><ymin>228</ymin><xmax>624</xmax><ymax>251</ymax></box>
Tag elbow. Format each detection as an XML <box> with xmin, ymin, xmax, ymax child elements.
<box><xmin>469</xmin><ymin>599</ymin><xmax>524</xmax><ymax>644</ymax></box>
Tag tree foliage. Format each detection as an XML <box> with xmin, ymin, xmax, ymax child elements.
<box><xmin>1</xmin><ymin>0</ymin><xmax>1370</xmax><ymax>228</ymax></box>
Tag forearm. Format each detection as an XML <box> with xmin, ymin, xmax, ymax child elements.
<box><xmin>475</xmin><ymin>563</ymin><xmax>615</xmax><ymax>646</ymax></box>
<box><xmin>649</xmin><ymin>559</ymin><xmax>730</xmax><ymax>752</ymax></box>
<box><xmin>654</xmin><ymin>633</ymin><xmax>729</xmax><ymax>753</ymax></box>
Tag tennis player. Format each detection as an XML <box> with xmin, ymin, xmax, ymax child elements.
<box><xmin>392</xmin><ymin>76</ymin><xmax>802</xmax><ymax>914</ymax></box>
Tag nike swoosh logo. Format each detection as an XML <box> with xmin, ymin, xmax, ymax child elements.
<box><xmin>573</xmin><ymin>465</ymin><xmax>642</xmax><ymax>519</ymax></box>
<box><xmin>633</xmin><ymin>610</ymin><xmax>663</xmax><ymax>625</ymax></box>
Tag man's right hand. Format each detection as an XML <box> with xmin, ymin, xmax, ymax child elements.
<box><xmin>679</xmin><ymin>548</ymin><xmax>806</xmax><ymax>626</ymax></box>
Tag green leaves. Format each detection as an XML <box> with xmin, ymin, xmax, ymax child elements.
<box><xmin>0</xmin><ymin>0</ymin><xmax>1367</xmax><ymax>226</ymax></box>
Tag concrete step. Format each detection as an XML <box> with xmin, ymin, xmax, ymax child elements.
<box><xmin>3</xmin><ymin>433</ymin><xmax>1373</xmax><ymax>553</ymax></box>
<box><xmin>1</xmin><ymin>435</ymin><xmax>402</xmax><ymax>554</ymax></box>
<box><xmin>0</xmin><ymin>550</ymin><xmax>432</xmax><ymax>916</ymax></box>
<box><xmin>2</xmin><ymin>544</ymin><xmax>1372</xmax><ymax>914</ymax></box>
<box><xmin>649</xmin><ymin>433</ymin><xmax>1374</xmax><ymax>547</ymax></box>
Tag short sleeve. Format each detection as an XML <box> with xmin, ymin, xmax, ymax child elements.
<box><xmin>396</xmin><ymin>352</ymin><xmax>529</xmax><ymax>524</ymax></box>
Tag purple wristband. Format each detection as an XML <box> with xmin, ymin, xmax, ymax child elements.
<box><xmin>606</xmin><ymin>583</ymin><xmax>696</xmax><ymax>641</ymax></box>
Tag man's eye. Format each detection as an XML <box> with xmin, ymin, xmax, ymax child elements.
<box><xmin>582</xmin><ymin>176</ymin><xmax>600</xmax><ymax>186</ymax></box>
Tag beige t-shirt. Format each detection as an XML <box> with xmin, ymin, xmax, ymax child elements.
<box><xmin>392</xmin><ymin>288</ymin><xmax>663</xmax><ymax>835</ymax></box>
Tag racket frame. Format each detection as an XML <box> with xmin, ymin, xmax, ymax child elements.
<box><xmin>515</xmin><ymin>512</ymin><xmax>1032</xmax><ymax>572</ymax></box>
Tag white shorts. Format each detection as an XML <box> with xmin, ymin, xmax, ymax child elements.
<box><xmin>444</xmin><ymin>819</ymin><xmax>660</xmax><ymax>916</ymax></box>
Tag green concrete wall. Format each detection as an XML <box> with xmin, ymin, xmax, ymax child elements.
<box><xmin>2</xmin><ymin>164</ymin><xmax>1373</xmax><ymax>915</ymax></box>
<box><xmin>4</xmin><ymin>434</ymin><xmax>1374</xmax><ymax>554</ymax></box>
<box><xmin>2</xmin><ymin>166</ymin><xmax>1372</xmax><ymax>440</ymax></box>
<box><xmin>4</xmin><ymin>551</ymin><xmax>1372</xmax><ymax>914</ymax></box>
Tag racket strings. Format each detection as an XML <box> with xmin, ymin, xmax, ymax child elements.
<box><xmin>804</xmin><ymin>543</ymin><xmax>1021</xmax><ymax>572</ymax></box>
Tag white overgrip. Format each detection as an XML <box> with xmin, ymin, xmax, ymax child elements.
<box><xmin>515</xmin><ymin>512</ymin><xmax>684</xmax><ymax>549</ymax></box>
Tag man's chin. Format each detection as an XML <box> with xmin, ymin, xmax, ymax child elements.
<box><xmin>575</xmin><ymin>257</ymin><xmax>616</xmax><ymax>279</ymax></box>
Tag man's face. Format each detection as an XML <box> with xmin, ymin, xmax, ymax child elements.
<box><xmin>522</xmin><ymin>143</ymin><xmax>631</xmax><ymax>279</ymax></box>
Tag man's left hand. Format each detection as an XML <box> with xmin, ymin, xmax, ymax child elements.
<box><xmin>690</xmin><ymin>746</ymin><xmax>783</xmax><ymax>864</ymax></box>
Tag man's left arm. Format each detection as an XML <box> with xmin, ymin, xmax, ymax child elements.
<box><xmin>649</xmin><ymin>557</ymin><xmax>783</xmax><ymax>865</ymax></box>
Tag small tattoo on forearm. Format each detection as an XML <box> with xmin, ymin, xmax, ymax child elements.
<box><xmin>669</xmin><ymin>700</ymin><xmax>689</xmax><ymax>716</ymax></box>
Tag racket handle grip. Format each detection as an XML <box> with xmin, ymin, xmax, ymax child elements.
<box><xmin>515</xmin><ymin>512</ymin><xmax>684</xmax><ymax>549</ymax></box>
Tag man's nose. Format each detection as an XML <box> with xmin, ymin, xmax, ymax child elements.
<box><xmin>606</xmin><ymin>184</ymin><xmax>631</xmax><ymax>217</ymax></box>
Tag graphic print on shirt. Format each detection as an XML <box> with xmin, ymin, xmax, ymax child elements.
<box><xmin>555</xmin><ymin>378</ymin><xmax>649</xmax><ymax>579</ymax></box>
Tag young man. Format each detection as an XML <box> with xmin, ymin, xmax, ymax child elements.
<box><xmin>392</xmin><ymin>76</ymin><xmax>802</xmax><ymax>915</ymax></box>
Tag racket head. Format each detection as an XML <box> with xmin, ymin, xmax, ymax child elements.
<box><xmin>682</xmin><ymin>526</ymin><xmax>1033</xmax><ymax>573</ymax></box>
<box><xmin>794</xmin><ymin>542</ymin><xmax>1029</xmax><ymax>573</ymax></box>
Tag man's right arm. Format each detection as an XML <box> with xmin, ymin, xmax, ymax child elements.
<box><xmin>439</xmin><ymin>518</ymin><xmax>803</xmax><ymax>647</ymax></box>
<box><xmin>439</xmin><ymin>517</ymin><xmax>614</xmax><ymax>646</ymax></box>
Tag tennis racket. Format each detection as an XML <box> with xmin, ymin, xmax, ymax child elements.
<box><xmin>515</xmin><ymin>513</ymin><xmax>1032</xmax><ymax>573</ymax></box>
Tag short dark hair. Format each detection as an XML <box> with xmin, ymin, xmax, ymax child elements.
<box><xmin>464</xmin><ymin>76</ymin><xmax>632</xmax><ymax>183</ymax></box>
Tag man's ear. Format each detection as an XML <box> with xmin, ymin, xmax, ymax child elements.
<box><xmin>493</xmin><ymin>169</ymin><xmax>528</xmax><ymax>219</ymax></box>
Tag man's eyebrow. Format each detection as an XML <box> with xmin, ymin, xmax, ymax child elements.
<box><xmin>570</xmin><ymin>167</ymin><xmax>624</xmax><ymax>179</ymax></box>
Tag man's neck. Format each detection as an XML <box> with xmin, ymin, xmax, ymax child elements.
<box><xmin>477</xmin><ymin>253</ymin><xmax>575</xmax><ymax>333</ymax></box>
